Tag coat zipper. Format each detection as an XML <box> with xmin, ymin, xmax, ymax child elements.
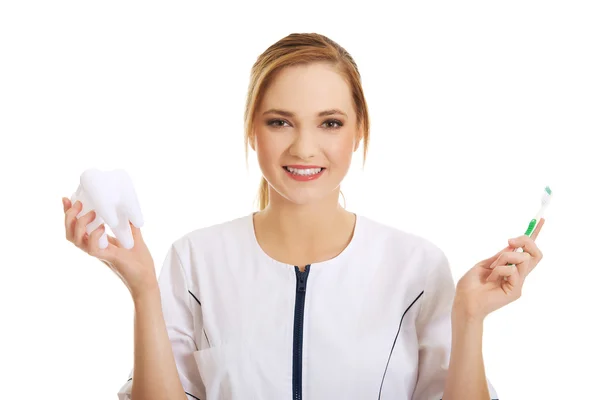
<box><xmin>293</xmin><ymin>264</ymin><xmax>311</xmax><ymax>400</ymax></box>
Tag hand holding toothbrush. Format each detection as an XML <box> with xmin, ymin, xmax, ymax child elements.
<box><xmin>453</xmin><ymin>187</ymin><xmax>552</xmax><ymax>321</ymax></box>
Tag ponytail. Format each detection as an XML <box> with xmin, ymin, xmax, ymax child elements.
<box><xmin>258</xmin><ymin>176</ymin><xmax>270</xmax><ymax>211</ymax></box>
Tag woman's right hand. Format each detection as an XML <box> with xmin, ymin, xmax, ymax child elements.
<box><xmin>62</xmin><ymin>197</ymin><xmax>158</xmax><ymax>300</ymax></box>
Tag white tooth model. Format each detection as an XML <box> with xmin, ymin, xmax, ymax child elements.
<box><xmin>70</xmin><ymin>168</ymin><xmax>144</xmax><ymax>249</ymax></box>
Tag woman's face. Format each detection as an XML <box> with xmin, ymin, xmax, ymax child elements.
<box><xmin>252</xmin><ymin>62</ymin><xmax>362</xmax><ymax>207</ymax></box>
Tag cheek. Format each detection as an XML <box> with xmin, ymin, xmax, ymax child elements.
<box><xmin>255</xmin><ymin>130</ymin><xmax>283</xmax><ymax>167</ymax></box>
<box><xmin>326</xmin><ymin>134</ymin><xmax>355</xmax><ymax>166</ymax></box>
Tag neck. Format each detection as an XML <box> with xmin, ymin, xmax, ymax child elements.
<box><xmin>253</xmin><ymin>188</ymin><xmax>356</xmax><ymax>265</ymax></box>
<box><xmin>266</xmin><ymin>189</ymin><xmax>347</xmax><ymax>237</ymax></box>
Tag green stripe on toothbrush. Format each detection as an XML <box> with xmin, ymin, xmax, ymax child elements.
<box><xmin>507</xmin><ymin>220</ymin><xmax>536</xmax><ymax>267</ymax></box>
<box><xmin>524</xmin><ymin>219</ymin><xmax>537</xmax><ymax>237</ymax></box>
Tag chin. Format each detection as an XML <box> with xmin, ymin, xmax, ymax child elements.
<box><xmin>275</xmin><ymin>184</ymin><xmax>340</xmax><ymax>207</ymax></box>
<box><xmin>263</xmin><ymin>167</ymin><xmax>344</xmax><ymax>206</ymax></box>
<box><xmin>285</xmin><ymin>194</ymin><xmax>323</xmax><ymax>206</ymax></box>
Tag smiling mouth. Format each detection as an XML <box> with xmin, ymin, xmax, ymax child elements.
<box><xmin>283</xmin><ymin>166</ymin><xmax>325</xmax><ymax>176</ymax></box>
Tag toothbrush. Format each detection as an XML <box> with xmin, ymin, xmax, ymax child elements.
<box><xmin>506</xmin><ymin>186</ymin><xmax>553</xmax><ymax>272</ymax></box>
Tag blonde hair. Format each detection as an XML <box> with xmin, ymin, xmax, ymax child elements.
<box><xmin>244</xmin><ymin>33</ymin><xmax>371</xmax><ymax>210</ymax></box>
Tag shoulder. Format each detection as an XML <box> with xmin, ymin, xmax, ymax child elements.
<box><xmin>161</xmin><ymin>214</ymin><xmax>255</xmax><ymax>286</ymax></box>
<box><xmin>169</xmin><ymin>213</ymin><xmax>253</xmax><ymax>256</ymax></box>
<box><xmin>357</xmin><ymin>214</ymin><xmax>447</xmax><ymax>264</ymax></box>
<box><xmin>356</xmin><ymin>213</ymin><xmax>452</xmax><ymax>289</ymax></box>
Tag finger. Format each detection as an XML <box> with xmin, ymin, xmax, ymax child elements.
<box><xmin>130</xmin><ymin>221</ymin><xmax>143</xmax><ymax>241</ymax></box>
<box><xmin>85</xmin><ymin>213</ymin><xmax>104</xmax><ymax>235</ymax></box>
<box><xmin>478</xmin><ymin>245</ymin><xmax>512</xmax><ymax>268</ymax></box>
<box><xmin>489</xmin><ymin>251</ymin><xmax>531</xmax><ymax>269</ymax></box>
<box><xmin>64</xmin><ymin>200</ymin><xmax>82</xmax><ymax>241</ymax></box>
<box><xmin>74</xmin><ymin>209</ymin><xmax>96</xmax><ymax>248</ymax></box>
<box><xmin>87</xmin><ymin>223</ymin><xmax>106</xmax><ymax>255</ymax></box>
<box><xmin>508</xmin><ymin>234</ymin><xmax>543</xmax><ymax>261</ymax></box>
<box><xmin>62</xmin><ymin>197</ymin><xmax>71</xmax><ymax>213</ymax></box>
<box><xmin>486</xmin><ymin>264</ymin><xmax>519</xmax><ymax>284</ymax></box>
<box><xmin>88</xmin><ymin>226</ymin><xmax>119</xmax><ymax>266</ymax></box>
<box><xmin>530</xmin><ymin>218</ymin><xmax>545</xmax><ymax>242</ymax></box>
<box><xmin>106</xmin><ymin>234</ymin><xmax>121</xmax><ymax>247</ymax></box>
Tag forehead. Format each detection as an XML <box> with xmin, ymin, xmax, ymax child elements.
<box><xmin>259</xmin><ymin>62</ymin><xmax>354</xmax><ymax>117</ymax></box>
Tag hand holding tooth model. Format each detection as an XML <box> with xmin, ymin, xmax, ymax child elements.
<box><xmin>69</xmin><ymin>168</ymin><xmax>144</xmax><ymax>249</ymax></box>
<box><xmin>62</xmin><ymin>168</ymin><xmax>156</xmax><ymax>297</ymax></box>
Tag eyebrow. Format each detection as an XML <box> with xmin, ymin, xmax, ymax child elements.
<box><xmin>262</xmin><ymin>108</ymin><xmax>348</xmax><ymax>118</ymax></box>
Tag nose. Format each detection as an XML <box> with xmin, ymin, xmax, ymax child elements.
<box><xmin>288</xmin><ymin>129</ymin><xmax>318</xmax><ymax>160</ymax></box>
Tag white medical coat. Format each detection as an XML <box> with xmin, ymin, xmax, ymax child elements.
<box><xmin>117</xmin><ymin>213</ymin><xmax>499</xmax><ymax>399</ymax></box>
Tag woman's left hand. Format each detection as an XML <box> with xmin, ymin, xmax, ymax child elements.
<box><xmin>453</xmin><ymin>219</ymin><xmax>546</xmax><ymax>321</ymax></box>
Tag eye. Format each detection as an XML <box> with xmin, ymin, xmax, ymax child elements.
<box><xmin>266</xmin><ymin>119</ymin><xmax>290</xmax><ymax>128</ymax></box>
<box><xmin>266</xmin><ymin>118</ymin><xmax>344</xmax><ymax>130</ymax></box>
<box><xmin>322</xmin><ymin>119</ymin><xmax>343</xmax><ymax>130</ymax></box>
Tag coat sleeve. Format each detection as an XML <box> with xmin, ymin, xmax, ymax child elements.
<box><xmin>412</xmin><ymin>248</ymin><xmax>499</xmax><ymax>400</ymax></box>
<box><xmin>117</xmin><ymin>243</ymin><xmax>204</xmax><ymax>400</ymax></box>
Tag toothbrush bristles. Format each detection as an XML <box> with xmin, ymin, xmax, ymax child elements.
<box><xmin>541</xmin><ymin>185</ymin><xmax>553</xmax><ymax>205</ymax></box>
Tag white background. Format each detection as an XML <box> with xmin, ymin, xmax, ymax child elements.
<box><xmin>1</xmin><ymin>0</ymin><xmax>599</xmax><ymax>398</ymax></box>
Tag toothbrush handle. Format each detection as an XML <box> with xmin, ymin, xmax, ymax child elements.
<box><xmin>512</xmin><ymin>218</ymin><xmax>537</xmax><ymax>253</ymax></box>
<box><xmin>504</xmin><ymin>218</ymin><xmax>538</xmax><ymax>278</ymax></box>
<box><xmin>500</xmin><ymin>192</ymin><xmax>550</xmax><ymax>279</ymax></box>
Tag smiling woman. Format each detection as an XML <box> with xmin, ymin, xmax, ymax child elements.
<box><xmin>244</xmin><ymin>35</ymin><xmax>370</xmax><ymax>211</ymax></box>
<box><xmin>248</xmin><ymin>60</ymin><xmax>361</xmax><ymax>208</ymax></box>
<box><xmin>56</xmin><ymin>32</ymin><xmax>548</xmax><ymax>400</ymax></box>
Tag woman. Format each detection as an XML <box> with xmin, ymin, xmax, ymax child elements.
<box><xmin>62</xmin><ymin>33</ymin><xmax>544</xmax><ymax>400</ymax></box>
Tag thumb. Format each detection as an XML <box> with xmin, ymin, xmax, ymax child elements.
<box><xmin>130</xmin><ymin>221</ymin><xmax>143</xmax><ymax>241</ymax></box>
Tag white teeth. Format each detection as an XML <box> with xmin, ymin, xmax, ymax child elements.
<box><xmin>285</xmin><ymin>167</ymin><xmax>323</xmax><ymax>176</ymax></box>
